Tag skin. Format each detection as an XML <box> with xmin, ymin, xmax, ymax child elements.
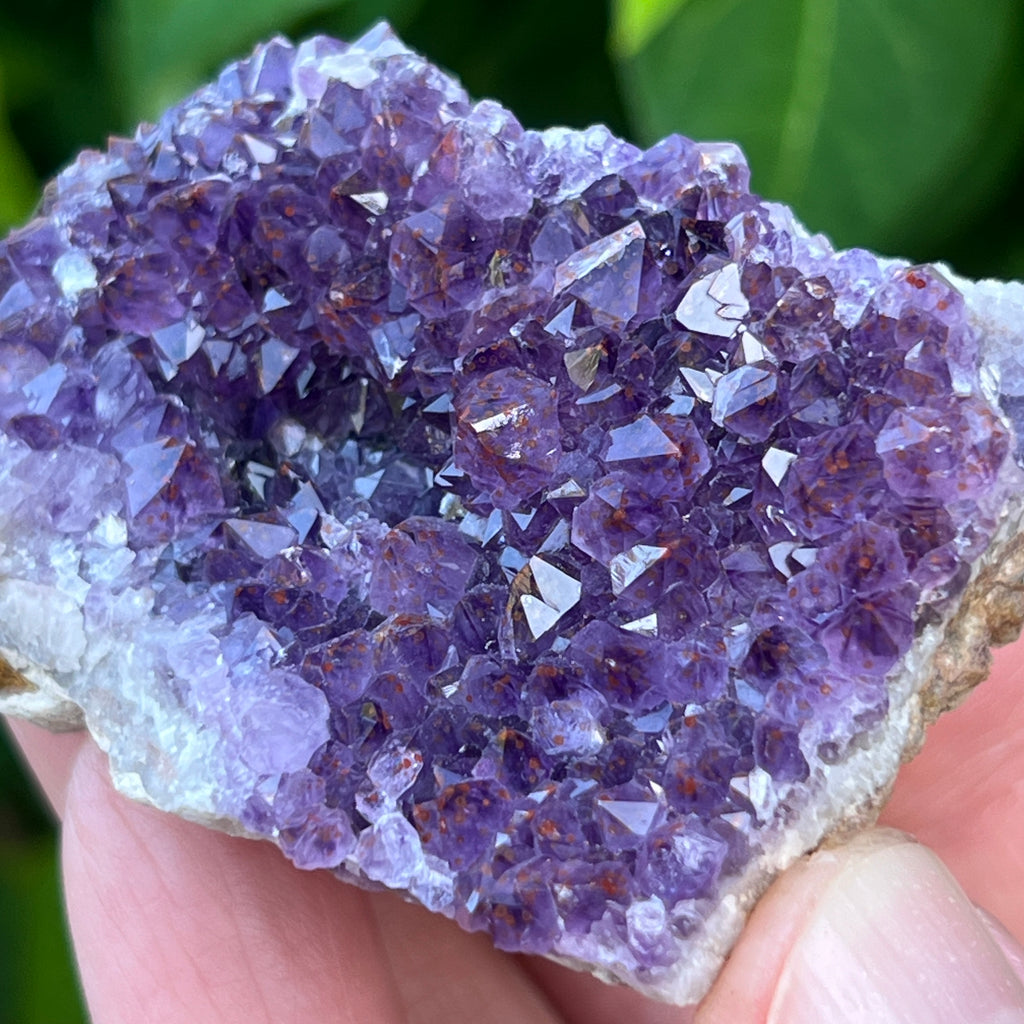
<box><xmin>6</xmin><ymin>634</ymin><xmax>1024</xmax><ymax>1024</ymax></box>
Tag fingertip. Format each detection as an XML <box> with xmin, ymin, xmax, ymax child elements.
<box><xmin>697</xmin><ymin>830</ymin><xmax>918</xmax><ymax>1023</ymax></box>
<box><xmin>698</xmin><ymin>830</ymin><xmax>1024</xmax><ymax>1024</ymax></box>
<box><xmin>4</xmin><ymin>715</ymin><xmax>87</xmax><ymax>819</ymax></box>
<box><xmin>881</xmin><ymin>642</ymin><xmax>1024</xmax><ymax>944</ymax></box>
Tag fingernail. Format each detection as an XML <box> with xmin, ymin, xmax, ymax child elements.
<box><xmin>767</xmin><ymin>837</ymin><xmax>1024</xmax><ymax>1024</ymax></box>
<box><xmin>978</xmin><ymin>908</ymin><xmax>1024</xmax><ymax>991</ymax></box>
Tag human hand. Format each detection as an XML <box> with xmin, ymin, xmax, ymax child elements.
<box><xmin>8</xmin><ymin>638</ymin><xmax>1024</xmax><ymax>1024</ymax></box>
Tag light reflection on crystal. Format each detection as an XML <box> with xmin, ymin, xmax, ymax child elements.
<box><xmin>529</xmin><ymin>556</ymin><xmax>582</xmax><ymax>614</ymax></box>
<box><xmin>605</xmin><ymin>416</ymin><xmax>679</xmax><ymax>462</ymax></box>
<box><xmin>610</xmin><ymin>544</ymin><xmax>669</xmax><ymax>596</ymax></box>
<box><xmin>761</xmin><ymin>446</ymin><xmax>797</xmax><ymax>487</ymax></box>
<box><xmin>675</xmin><ymin>263</ymin><xmax>749</xmax><ymax>337</ymax></box>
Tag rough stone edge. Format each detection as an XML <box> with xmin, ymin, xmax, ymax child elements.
<box><xmin>0</xmin><ymin>648</ymin><xmax>84</xmax><ymax>731</ymax></box>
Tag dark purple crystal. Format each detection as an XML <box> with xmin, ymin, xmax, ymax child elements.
<box><xmin>0</xmin><ymin>24</ymin><xmax>1014</xmax><ymax>997</ymax></box>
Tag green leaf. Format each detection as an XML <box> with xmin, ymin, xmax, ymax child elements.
<box><xmin>612</xmin><ymin>0</ymin><xmax>692</xmax><ymax>57</ymax></box>
<box><xmin>0</xmin><ymin>840</ymin><xmax>87</xmax><ymax>1024</ymax></box>
<box><xmin>102</xmin><ymin>0</ymin><xmax>351</xmax><ymax>124</ymax></box>
<box><xmin>0</xmin><ymin>14</ymin><xmax>116</xmax><ymax>186</ymax></box>
<box><xmin>321</xmin><ymin>0</ymin><xmax>427</xmax><ymax>39</ymax></box>
<box><xmin>1008</xmin><ymin>239</ymin><xmax>1024</xmax><ymax>281</ymax></box>
<box><xmin>611</xmin><ymin>0</ymin><xmax>1024</xmax><ymax>257</ymax></box>
<box><xmin>0</xmin><ymin>62</ymin><xmax>38</xmax><ymax>234</ymax></box>
<box><xmin>0</xmin><ymin>125</ymin><xmax>37</xmax><ymax>233</ymax></box>
<box><xmin>399</xmin><ymin>0</ymin><xmax>629</xmax><ymax>136</ymax></box>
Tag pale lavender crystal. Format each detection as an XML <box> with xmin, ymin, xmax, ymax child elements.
<box><xmin>0</xmin><ymin>23</ymin><xmax>1022</xmax><ymax>1006</ymax></box>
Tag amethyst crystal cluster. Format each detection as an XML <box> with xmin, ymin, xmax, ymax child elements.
<box><xmin>2</xmin><ymin>24</ymin><xmax>1023</xmax><ymax>1004</ymax></box>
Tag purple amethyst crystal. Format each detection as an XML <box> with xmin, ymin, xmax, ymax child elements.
<box><xmin>2</xmin><ymin>23</ymin><xmax>1024</xmax><ymax>1006</ymax></box>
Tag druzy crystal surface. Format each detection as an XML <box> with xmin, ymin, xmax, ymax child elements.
<box><xmin>2</xmin><ymin>24</ymin><xmax>1024</xmax><ymax>1005</ymax></box>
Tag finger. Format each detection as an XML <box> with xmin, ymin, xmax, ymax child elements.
<box><xmin>523</xmin><ymin>955</ymin><xmax>695</xmax><ymax>1024</ymax></box>
<box><xmin>4</xmin><ymin>715</ymin><xmax>87</xmax><ymax>819</ymax></box>
<box><xmin>368</xmin><ymin>891</ymin><xmax>565</xmax><ymax>1024</ymax></box>
<box><xmin>63</xmin><ymin>741</ymin><xmax>405</xmax><ymax>1024</ymax></box>
<box><xmin>881</xmin><ymin>640</ymin><xmax>1024</xmax><ymax>940</ymax></box>
<box><xmin>697</xmin><ymin>829</ymin><xmax>1024</xmax><ymax>1024</ymax></box>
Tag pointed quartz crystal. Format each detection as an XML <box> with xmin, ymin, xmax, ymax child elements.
<box><xmin>1</xmin><ymin>24</ymin><xmax>1024</xmax><ymax>1010</ymax></box>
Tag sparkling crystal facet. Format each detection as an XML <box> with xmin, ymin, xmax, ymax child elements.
<box><xmin>1</xmin><ymin>25</ymin><xmax>1022</xmax><ymax>1008</ymax></box>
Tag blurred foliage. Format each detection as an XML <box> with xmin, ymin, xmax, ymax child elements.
<box><xmin>0</xmin><ymin>841</ymin><xmax>86</xmax><ymax>1024</ymax></box>
<box><xmin>1</xmin><ymin>1</ymin><xmax>1022</xmax><ymax>1021</ymax></box>
<box><xmin>0</xmin><ymin>68</ymin><xmax>38</xmax><ymax>231</ymax></box>
<box><xmin>104</xmin><ymin>0</ymin><xmax>347</xmax><ymax>122</ymax></box>
<box><xmin>612</xmin><ymin>0</ymin><xmax>688</xmax><ymax>56</ymax></box>
<box><xmin>0</xmin><ymin>731</ymin><xmax>84</xmax><ymax>1024</ymax></box>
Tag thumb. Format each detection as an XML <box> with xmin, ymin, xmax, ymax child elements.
<box><xmin>699</xmin><ymin>830</ymin><xmax>1024</xmax><ymax>1024</ymax></box>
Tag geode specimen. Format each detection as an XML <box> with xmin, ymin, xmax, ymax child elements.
<box><xmin>2</xmin><ymin>23</ymin><xmax>1023</xmax><ymax>1005</ymax></box>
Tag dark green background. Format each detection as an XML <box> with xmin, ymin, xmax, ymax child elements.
<box><xmin>1</xmin><ymin>1</ymin><xmax>1022</xmax><ymax>1019</ymax></box>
